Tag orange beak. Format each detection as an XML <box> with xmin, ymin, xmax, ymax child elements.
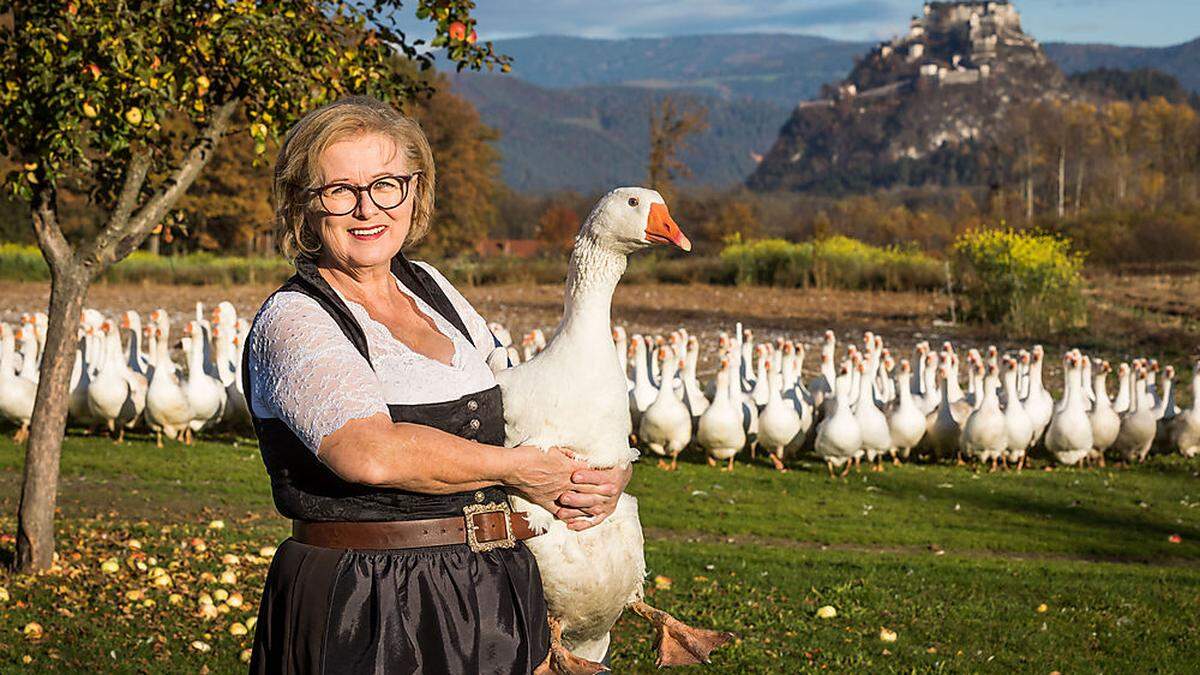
<box><xmin>645</xmin><ymin>202</ymin><xmax>691</xmax><ymax>252</ymax></box>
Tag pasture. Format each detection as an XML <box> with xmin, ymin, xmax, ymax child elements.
<box><xmin>0</xmin><ymin>434</ymin><xmax>1198</xmax><ymax>673</ymax></box>
<box><xmin>0</xmin><ymin>277</ymin><xmax>1198</xmax><ymax>672</ymax></box>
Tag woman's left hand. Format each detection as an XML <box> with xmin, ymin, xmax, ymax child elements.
<box><xmin>553</xmin><ymin>464</ymin><xmax>633</xmax><ymax>531</ymax></box>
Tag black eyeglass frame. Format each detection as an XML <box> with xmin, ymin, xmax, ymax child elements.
<box><xmin>305</xmin><ymin>171</ymin><xmax>423</xmax><ymax>216</ymax></box>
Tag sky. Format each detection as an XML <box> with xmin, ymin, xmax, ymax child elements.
<box><xmin>399</xmin><ymin>1</ymin><xmax>1200</xmax><ymax>48</ymax></box>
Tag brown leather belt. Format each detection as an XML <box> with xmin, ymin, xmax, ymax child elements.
<box><xmin>292</xmin><ymin>503</ymin><xmax>540</xmax><ymax>553</ymax></box>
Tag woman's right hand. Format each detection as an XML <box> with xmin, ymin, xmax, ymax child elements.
<box><xmin>504</xmin><ymin>445</ymin><xmax>586</xmax><ymax>514</ymax></box>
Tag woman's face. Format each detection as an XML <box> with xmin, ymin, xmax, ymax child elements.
<box><xmin>311</xmin><ymin>133</ymin><xmax>415</xmax><ymax>272</ymax></box>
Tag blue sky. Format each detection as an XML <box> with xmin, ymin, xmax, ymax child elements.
<box><xmin>400</xmin><ymin>1</ymin><xmax>1199</xmax><ymax>47</ymax></box>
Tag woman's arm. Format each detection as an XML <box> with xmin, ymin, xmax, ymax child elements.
<box><xmin>319</xmin><ymin>413</ymin><xmax>586</xmax><ymax>514</ymax></box>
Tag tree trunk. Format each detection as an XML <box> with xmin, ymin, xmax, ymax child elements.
<box><xmin>15</xmin><ymin>267</ymin><xmax>89</xmax><ymax>572</ymax></box>
<box><xmin>1056</xmin><ymin>146</ymin><xmax>1065</xmax><ymax>219</ymax></box>
<box><xmin>1074</xmin><ymin>162</ymin><xmax>1085</xmax><ymax>215</ymax></box>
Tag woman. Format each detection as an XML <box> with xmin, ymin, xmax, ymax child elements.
<box><xmin>245</xmin><ymin>96</ymin><xmax>632</xmax><ymax>673</ymax></box>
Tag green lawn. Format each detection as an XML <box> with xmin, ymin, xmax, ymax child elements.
<box><xmin>1</xmin><ymin>433</ymin><xmax>1198</xmax><ymax>672</ymax></box>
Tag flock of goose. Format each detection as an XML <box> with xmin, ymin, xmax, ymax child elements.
<box><xmin>496</xmin><ymin>322</ymin><xmax>1200</xmax><ymax>477</ymax></box>
<box><xmin>0</xmin><ymin>303</ymin><xmax>250</xmax><ymax>445</ymax></box>
<box><xmin>3</xmin><ymin>301</ymin><xmax>1199</xmax><ymax>478</ymax></box>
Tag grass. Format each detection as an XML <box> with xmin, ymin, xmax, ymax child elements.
<box><xmin>0</xmin><ymin>432</ymin><xmax>1198</xmax><ymax>672</ymax></box>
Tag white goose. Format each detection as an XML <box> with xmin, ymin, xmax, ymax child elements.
<box><xmin>638</xmin><ymin>346</ymin><xmax>692</xmax><ymax>471</ymax></box>
<box><xmin>1088</xmin><ymin>361</ymin><xmax>1121</xmax><ymax>466</ymax></box>
<box><xmin>144</xmin><ymin>325</ymin><xmax>193</xmax><ymax>446</ymax></box>
<box><xmin>698</xmin><ymin>357</ymin><xmax>746</xmax><ymax>471</ymax></box>
<box><xmin>1045</xmin><ymin>351</ymin><xmax>1093</xmax><ymax>466</ymax></box>
<box><xmin>962</xmin><ymin>363</ymin><xmax>1007</xmax><ymax>470</ymax></box>
<box><xmin>494</xmin><ymin>188</ymin><xmax>730</xmax><ymax>670</ymax></box>
<box><xmin>886</xmin><ymin>359</ymin><xmax>926</xmax><ymax>463</ymax></box>
<box><xmin>1022</xmin><ymin>346</ymin><xmax>1055</xmax><ymax>443</ymax></box>
<box><xmin>181</xmin><ymin>321</ymin><xmax>227</xmax><ymax>439</ymax></box>
<box><xmin>1112</xmin><ymin>367</ymin><xmax>1156</xmax><ymax>465</ymax></box>
<box><xmin>627</xmin><ymin>335</ymin><xmax>657</xmax><ymax>429</ymax></box>
<box><xmin>1169</xmin><ymin>363</ymin><xmax>1200</xmax><ymax>458</ymax></box>
<box><xmin>679</xmin><ymin>335</ymin><xmax>709</xmax><ymax>425</ymax></box>
<box><xmin>86</xmin><ymin>319</ymin><xmax>142</xmax><ymax>442</ymax></box>
<box><xmin>815</xmin><ymin>364</ymin><xmax>862</xmax><ymax>477</ymax></box>
<box><xmin>853</xmin><ymin>357</ymin><xmax>891</xmax><ymax>471</ymax></box>
<box><xmin>14</xmin><ymin>323</ymin><xmax>40</xmax><ymax>383</ymax></box>
<box><xmin>0</xmin><ymin>324</ymin><xmax>36</xmax><ymax>442</ymax></box>
<box><xmin>1001</xmin><ymin>357</ymin><xmax>1034</xmax><ymax>471</ymax></box>
<box><xmin>121</xmin><ymin>310</ymin><xmax>152</xmax><ymax>379</ymax></box>
<box><xmin>757</xmin><ymin>355</ymin><xmax>802</xmax><ymax>472</ymax></box>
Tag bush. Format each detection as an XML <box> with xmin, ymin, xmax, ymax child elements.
<box><xmin>0</xmin><ymin>244</ymin><xmax>295</xmax><ymax>285</ymax></box>
<box><xmin>953</xmin><ymin>228</ymin><xmax>1087</xmax><ymax>335</ymax></box>
<box><xmin>719</xmin><ymin>236</ymin><xmax>942</xmax><ymax>291</ymax></box>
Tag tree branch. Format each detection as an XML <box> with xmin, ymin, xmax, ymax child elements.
<box><xmin>29</xmin><ymin>180</ymin><xmax>74</xmax><ymax>277</ymax></box>
<box><xmin>109</xmin><ymin>149</ymin><xmax>153</xmax><ymax>231</ymax></box>
<box><xmin>77</xmin><ymin>99</ymin><xmax>241</xmax><ymax>274</ymax></box>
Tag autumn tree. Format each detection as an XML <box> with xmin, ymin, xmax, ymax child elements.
<box><xmin>0</xmin><ymin>0</ymin><xmax>509</xmax><ymax>572</ymax></box>
<box><xmin>535</xmin><ymin>197</ymin><xmax>581</xmax><ymax>253</ymax></box>
<box><xmin>647</xmin><ymin>96</ymin><xmax>707</xmax><ymax>205</ymax></box>
<box><xmin>408</xmin><ymin>73</ymin><xmax>501</xmax><ymax>256</ymax></box>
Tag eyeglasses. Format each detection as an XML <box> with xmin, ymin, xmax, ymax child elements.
<box><xmin>306</xmin><ymin>172</ymin><xmax>422</xmax><ymax>216</ymax></box>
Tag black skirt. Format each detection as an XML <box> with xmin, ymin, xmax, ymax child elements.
<box><xmin>249</xmin><ymin>538</ymin><xmax>551</xmax><ymax>674</ymax></box>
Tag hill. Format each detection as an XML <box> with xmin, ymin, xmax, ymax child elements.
<box><xmin>1045</xmin><ymin>37</ymin><xmax>1200</xmax><ymax>93</ymax></box>
<box><xmin>446</xmin><ymin>72</ymin><xmax>789</xmax><ymax>193</ymax></box>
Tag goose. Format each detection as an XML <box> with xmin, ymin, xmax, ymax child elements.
<box><xmin>613</xmin><ymin>327</ymin><xmax>631</xmax><ymax>392</ymax></box>
<box><xmin>1022</xmin><ymin>346</ymin><xmax>1055</xmax><ymax>442</ymax></box>
<box><xmin>808</xmin><ymin>330</ymin><xmax>836</xmax><ymax>411</ymax></box>
<box><xmin>144</xmin><ymin>325</ymin><xmax>193</xmax><ymax>447</ymax></box>
<box><xmin>914</xmin><ymin>351</ymin><xmax>940</xmax><ymax>415</ymax></box>
<box><xmin>1088</xmin><ymin>361</ymin><xmax>1121</xmax><ymax>466</ymax></box>
<box><xmin>1000</xmin><ymin>357</ymin><xmax>1034</xmax><ymax>471</ymax></box>
<box><xmin>494</xmin><ymin>188</ymin><xmax>731</xmax><ymax>671</ymax></box>
<box><xmin>925</xmin><ymin>365</ymin><xmax>967</xmax><ymax>462</ymax></box>
<box><xmin>697</xmin><ymin>357</ymin><xmax>746</xmax><ymax>471</ymax></box>
<box><xmin>757</xmin><ymin>355</ymin><xmax>802</xmax><ymax>472</ymax></box>
<box><xmin>86</xmin><ymin>319</ymin><xmax>142</xmax><ymax>442</ymax></box>
<box><xmin>679</xmin><ymin>335</ymin><xmax>709</xmax><ymax>425</ymax></box>
<box><xmin>853</xmin><ymin>357</ymin><xmax>891</xmax><ymax>472</ymax></box>
<box><xmin>638</xmin><ymin>347</ymin><xmax>692</xmax><ymax>471</ymax></box>
<box><xmin>213</xmin><ymin>324</ymin><xmax>250</xmax><ymax>428</ymax></box>
<box><xmin>121</xmin><ymin>310</ymin><xmax>152</xmax><ymax>379</ymax></box>
<box><xmin>1169</xmin><ymin>363</ymin><xmax>1200</xmax><ymax>458</ymax></box>
<box><xmin>886</xmin><ymin>359</ymin><xmax>926</xmax><ymax>463</ymax></box>
<box><xmin>1111</xmin><ymin>367</ymin><xmax>1156</xmax><ymax>465</ymax></box>
<box><xmin>749</xmin><ymin>344</ymin><xmax>772</xmax><ymax>409</ymax></box>
<box><xmin>68</xmin><ymin>325</ymin><xmax>98</xmax><ymax>428</ymax></box>
<box><xmin>14</xmin><ymin>323</ymin><xmax>39</xmax><ymax>383</ymax></box>
<box><xmin>627</xmin><ymin>335</ymin><xmax>657</xmax><ymax>430</ymax></box>
<box><xmin>1045</xmin><ymin>351</ymin><xmax>1093</xmax><ymax>467</ymax></box>
<box><xmin>962</xmin><ymin>363</ymin><xmax>1007</xmax><ymax>470</ymax></box>
<box><xmin>1112</xmin><ymin>363</ymin><xmax>1132</xmax><ymax>414</ymax></box>
<box><xmin>181</xmin><ymin>321</ymin><xmax>227</xmax><ymax>439</ymax></box>
<box><xmin>0</xmin><ymin>324</ymin><xmax>36</xmax><ymax>442</ymax></box>
<box><xmin>780</xmin><ymin>342</ymin><xmax>813</xmax><ymax>447</ymax></box>
<box><xmin>489</xmin><ymin>321</ymin><xmax>514</xmax><ymax>349</ymax></box>
<box><xmin>815</xmin><ymin>364</ymin><xmax>861</xmax><ymax>477</ymax></box>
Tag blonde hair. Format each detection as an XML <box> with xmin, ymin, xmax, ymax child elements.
<box><xmin>273</xmin><ymin>96</ymin><xmax>436</xmax><ymax>260</ymax></box>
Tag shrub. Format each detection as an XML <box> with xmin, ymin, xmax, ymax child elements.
<box><xmin>0</xmin><ymin>244</ymin><xmax>294</xmax><ymax>285</ymax></box>
<box><xmin>719</xmin><ymin>236</ymin><xmax>941</xmax><ymax>291</ymax></box>
<box><xmin>953</xmin><ymin>228</ymin><xmax>1086</xmax><ymax>335</ymax></box>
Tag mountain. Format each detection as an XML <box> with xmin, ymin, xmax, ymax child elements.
<box><xmin>748</xmin><ymin>1</ymin><xmax>1068</xmax><ymax>194</ymax></box>
<box><xmin>446</xmin><ymin>72</ymin><xmax>788</xmax><ymax>193</ymax></box>
<box><xmin>482</xmin><ymin>34</ymin><xmax>869</xmax><ymax>106</ymax></box>
<box><xmin>1045</xmin><ymin>38</ymin><xmax>1200</xmax><ymax>93</ymax></box>
<box><xmin>434</xmin><ymin>24</ymin><xmax>1200</xmax><ymax>194</ymax></box>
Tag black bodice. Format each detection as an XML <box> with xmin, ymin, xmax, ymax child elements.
<box><xmin>243</xmin><ymin>254</ymin><xmax>507</xmax><ymax>521</ymax></box>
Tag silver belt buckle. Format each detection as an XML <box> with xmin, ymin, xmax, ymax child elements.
<box><xmin>464</xmin><ymin>502</ymin><xmax>515</xmax><ymax>553</ymax></box>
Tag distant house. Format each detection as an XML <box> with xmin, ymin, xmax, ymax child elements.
<box><xmin>474</xmin><ymin>238</ymin><xmax>545</xmax><ymax>258</ymax></box>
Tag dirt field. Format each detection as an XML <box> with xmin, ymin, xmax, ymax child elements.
<box><xmin>0</xmin><ymin>274</ymin><xmax>1195</xmax><ymax>382</ymax></box>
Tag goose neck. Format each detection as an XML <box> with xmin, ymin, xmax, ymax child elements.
<box><xmin>562</xmin><ymin>234</ymin><xmax>626</xmax><ymax>333</ymax></box>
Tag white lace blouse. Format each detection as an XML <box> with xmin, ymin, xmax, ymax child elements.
<box><xmin>246</xmin><ymin>262</ymin><xmax>498</xmax><ymax>454</ymax></box>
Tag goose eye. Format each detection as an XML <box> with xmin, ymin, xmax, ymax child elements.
<box><xmin>627</xmin><ymin>197</ymin><xmax>639</xmax><ymax>207</ymax></box>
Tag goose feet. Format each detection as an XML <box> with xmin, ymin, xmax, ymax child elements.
<box><xmin>536</xmin><ymin>615</ymin><xmax>607</xmax><ymax>675</ymax></box>
<box><xmin>770</xmin><ymin>454</ymin><xmax>788</xmax><ymax>472</ymax></box>
<box><xmin>13</xmin><ymin>424</ymin><xmax>29</xmax><ymax>444</ymax></box>
<box><xmin>706</xmin><ymin>456</ymin><xmax>717</xmax><ymax>467</ymax></box>
<box><xmin>657</xmin><ymin>458</ymin><xmax>670</xmax><ymax>470</ymax></box>
<box><xmin>721</xmin><ymin>457</ymin><xmax>735</xmax><ymax>472</ymax></box>
<box><xmin>629</xmin><ymin>600</ymin><xmax>735</xmax><ymax>667</ymax></box>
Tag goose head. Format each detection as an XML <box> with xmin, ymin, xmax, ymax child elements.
<box><xmin>578</xmin><ymin>187</ymin><xmax>690</xmax><ymax>254</ymax></box>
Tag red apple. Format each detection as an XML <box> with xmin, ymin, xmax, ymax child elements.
<box><xmin>467</xmin><ymin>29</ymin><xmax>477</xmax><ymax>44</ymax></box>
<box><xmin>448</xmin><ymin>21</ymin><xmax>466</xmax><ymax>41</ymax></box>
